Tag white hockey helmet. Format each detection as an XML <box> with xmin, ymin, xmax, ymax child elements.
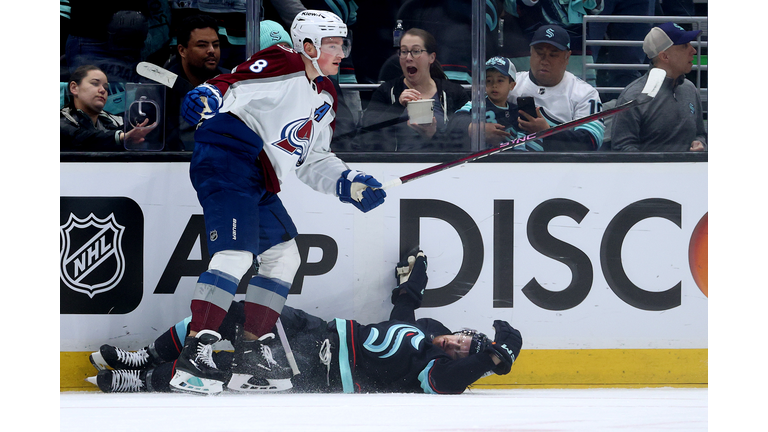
<box><xmin>291</xmin><ymin>10</ymin><xmax>349</xmax><ymax>75</ymax></box>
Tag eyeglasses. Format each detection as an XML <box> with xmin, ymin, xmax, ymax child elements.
<box><xmin>398</xmin><ymin>48</ymin><xmax>427</xmax><ymax>58</ymax></box>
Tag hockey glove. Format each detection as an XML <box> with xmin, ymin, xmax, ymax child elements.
<box><xmin>391</xmin><ymin>251</ymin><xmax>428</xmax><ymax>308</ymax></box>
<box><xmin>336</xmin><ymin>169</ymin><xmax>386</xmax><ymax>213</ymax></box>
<box><xmin>485</xmin><ymin>320</ymin><xmax>522</xmax><ymax>375</ymax></box>
<box><xmin>181</xmin><ymin>84</ymin><xmax>222</xmax><ymax>125</ymax></box>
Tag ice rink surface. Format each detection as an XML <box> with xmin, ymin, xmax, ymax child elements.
<box><xmin>61</xmin><ymin>387</ymin><xmax>707</xmax><ymax>432</ymax></box>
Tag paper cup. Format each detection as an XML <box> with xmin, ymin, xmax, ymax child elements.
<box><xmin>406</xmin><ymin>99</ymin><xmax>434</xmax><ymax>124</ymax></box>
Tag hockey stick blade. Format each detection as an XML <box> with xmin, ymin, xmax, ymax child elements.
<box><xmin>381</xmin><ymin>68</ymin><xmax>667</xmax><ymax>190</ymax></box>
<box><xmin>136</xmin><ymin>62</ymin><xmax>195</xmax><ymax>94</ymax></box>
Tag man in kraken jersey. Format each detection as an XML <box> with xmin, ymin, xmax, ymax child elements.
<box><xmin>170</xmin><ymin>10</ymin><xmax>387</xmax><ymax>395</ymax></box>
<box><xmin>87</xmin><ymin>250</ymin><xmax>523</xmax><ymax>395</ymax></box>
<box><xmin>509</xmin><ymin>24</ymin><xmax>605</xmax><ymax>151</ymax></box>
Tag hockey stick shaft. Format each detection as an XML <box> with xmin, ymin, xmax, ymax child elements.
<box><xmin>275</xmin><ymin>318</ymin><xmax>300</xmax><ymax>376</ymax></box>
<box><xmin>380</xmin><ymin>99</ymin><xmax>636</xmax><ymax>189</ymax></box>
<box><xmin>380</xmin><ymin>68</ymin><xmax>666</xmax><ymax>190</ymax></box>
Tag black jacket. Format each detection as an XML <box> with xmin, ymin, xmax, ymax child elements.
<box><xmin>359</xmin><ymin>76</ymin><xmax>470</xmax><ymax>151</ymax></box>
<box><xmin>60</xmin><ymin>106</ymin><xmax>124</xmax><ymax>151</ymax></box>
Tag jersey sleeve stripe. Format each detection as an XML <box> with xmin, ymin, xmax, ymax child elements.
<box><xmin>417</xmin><ymin>359</ymin><xmax>438</xmax><ymax>394</ymax></box>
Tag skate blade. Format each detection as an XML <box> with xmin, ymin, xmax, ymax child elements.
<box><xmin>89</xmin><ymin>351</ymin><xmax>108</xmax><ymax>371</ymax></box>
<box><xmin>169</xmin><ymin>370</ymin><xmax>224</xmax><ymax>395</ymax></box>
<box><xmin>227</xmin><ymin>373</ymin><xmax>293</xmax><ymax>392</ymax></box>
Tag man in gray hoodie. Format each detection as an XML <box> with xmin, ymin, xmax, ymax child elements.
<box><xmin>610</xmin><ymin>22</ymin><xmax>707</xmax><ymax>152</ymax></box>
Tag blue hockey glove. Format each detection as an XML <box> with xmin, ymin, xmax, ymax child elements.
<box><xmin>485</xmin><ymin>320</ymin><xmax>522</xmax><ymax>375</ymax></box>
<box><xmin>336</xmin><ymin>169</ymin><xmax>386</xmax><ymax>213</ymax></box>
<box><xmin>181</xmin><ymin>84</ymin><xmax>222</xmax><ymax>125</ymax></box>
<box><xmin>391</xmin><ymin>251</ymin><xmax>428</xmax><ymax>308</ymax></box>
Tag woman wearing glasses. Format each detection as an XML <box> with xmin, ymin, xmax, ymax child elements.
<box><xmin>359</xmin><ymin>28</ymin><xmax>470</xmax><ymax>151</ymax></box>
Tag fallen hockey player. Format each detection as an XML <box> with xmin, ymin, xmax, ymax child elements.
<box><xmin>86</xmin><ymin>250</ymin><xmax>523</xmax><ymax>394</ymax></box>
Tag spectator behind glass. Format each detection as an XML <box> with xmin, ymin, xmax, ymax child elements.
<box><xmin>498</xmin><ymin>0</ymin><xmax>603</xmax><ymax>87</ymax></box>
<box><xmin>359</xmin><ymin>28</ymin><xmax>469</xmax><ymax>151</ymax></box>
<box><xmin>451</xmin><ymin>57</ymin><xmax>530</xmax><ymax>149</ymax></box>
<box><xmin>380</xmin><ymin>0</ymin><xmax>503</xmax><ymax>84</ymax></box>
<box><xmin>61</xmin><ymin>65</ymin><xmax>155</xmax><ymax>151</ymax></box>
<box><xmin>610</xmin><ymin>23</ymin><xmax>706</xmax><ymax>152</ymax></box>
<box><xmin>508</xmin><ymin>25</ymin><xmax>605</xmax><ymax>151</ymax></box>
<box><xmin>152</xmin><ymin>14</ymin><xmax>230</xmax><ymax>150</ymax></box>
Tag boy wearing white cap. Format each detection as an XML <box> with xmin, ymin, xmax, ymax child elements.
<box><xmin>611</xmin><ymin>22</ymin><xmax>707</xmax><ymax>152</ymax></box>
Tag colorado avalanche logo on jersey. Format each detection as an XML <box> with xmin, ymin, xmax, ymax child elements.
<box><xmin>271</xmin><ymin>117</ymin><xmax>314</xmax><ymax>166</ymax></box>
<box><xmin>363</xmin><ymin>324</ymin><xmax>426</xmax><ymax>359</ymax></box>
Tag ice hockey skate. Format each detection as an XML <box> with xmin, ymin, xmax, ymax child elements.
<box><xmin>86</xmin><ymin>369</ymin><xmax>148</xmax><ymax>393</ymax></box>
<box><xmin>169</xmin><ymin>329</ymin><xmax>228</xmax><ymax>395</ymax></box>
<box><xmin>89</xmin><ymin>344</ymin><xmax>159</xmax><ymax>371</ymax></box>
<box><xmin>227</xmin><ymin>332</ymin><xmax>293</xmax><ymax>392</ymax></box>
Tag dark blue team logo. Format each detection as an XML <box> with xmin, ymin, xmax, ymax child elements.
<box><xmin>60</xmin><ymin>197</ymin><xmax>143</xmax><ymax>314</ymax></box>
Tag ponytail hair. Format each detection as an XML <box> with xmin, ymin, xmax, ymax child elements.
<box><xmin>402</xmin><ymin>28</ymin><xmax>446</xmax><ymax>80</ymax></box>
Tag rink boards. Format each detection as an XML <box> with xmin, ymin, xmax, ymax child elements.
<box><xmin>60</xmin><ymin>160</ymin><xmax>708</xmax><ymax>390</ymax></box>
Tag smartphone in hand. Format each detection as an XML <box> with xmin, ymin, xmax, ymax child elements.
<box><xmin>517</xmin><ymin>96</ymin><xmax>537</xmax><ymax>118</ymax></box>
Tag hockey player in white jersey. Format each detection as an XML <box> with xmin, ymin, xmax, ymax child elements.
<box><xmin>509</xmin><ymin>24</ymin><xmax>605</xmax><ymax>151</ymax></box>
<box><xmin>170</xmin><ymin>11</ymin><xmax>387</xmax><ymax>395</ymax></box>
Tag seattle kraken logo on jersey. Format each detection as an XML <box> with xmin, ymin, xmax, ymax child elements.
<box><xmin>364</xmin><ymin>324</ymin><xmax>425</xmax><ymax>358</ymax></box>
<box><xmin>60</xmin><ymin>213</ymin><xmax>126</xmax><ymax>298</ymax></box>
<box><xmin>271</xmin><ymin>117</ymin><xmax>314</xmax><ymax>166</ymax></box>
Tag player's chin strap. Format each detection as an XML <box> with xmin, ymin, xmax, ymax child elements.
<box><xmin>301</xmin><ymin>50</ymin><xmax>326</xmax><ymax>78</ymax></box>
<box><xmin>298</xmin><ymin>48</ymin><xmax>325</xmax><ymax>77</ymax></box>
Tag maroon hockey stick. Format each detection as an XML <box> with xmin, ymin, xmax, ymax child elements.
<box><xmin>380</xmin><ymin>68</ymin><xmax>666</xmax><ymax>190</ymax></box>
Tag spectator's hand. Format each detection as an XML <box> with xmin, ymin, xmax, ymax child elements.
<box><xmin>336</xmin><ymin>169</ymin><xmax>386</xmax><ymax>212</ymax></box>
<box><xmin>399</xmin><ymin>89</ymin><xmax>422</xmax><ymax>106</ymax></box>
<box><xmin>408</xmin><ymin>117</ymin><xmax>437</xmax><ymax>140</ymax></box>
<box><xmin>122</xmin><ymin>118</ymin><xmax>158</xmax><ymax>145</ymax></box>
<box><xmin>690</xmin><ymin>141</ymin><xmax>705</xmax><ymax>152</ymax></box>
<box><xmin>485</xmin><ymin>123</ymin><xmax>512</xmax><ymax>145</ymax></box>
<box><xmin>517</xmin><ymin>107</ymin><xmax>550</xmax><ymax>133</ymax></box>
<box><xmin>181</xmin><ymin>84</ymin><xmax>222</xmax><ymax>125</ymax></box>
<box><xmin>467</xmin><ymin>123</ymin><xmax>512</xmax><ymax>146</ymax></box>
<box><xmin>485</xmin><ymin>320</ymin><xmax>522</xmax><ymax>375</ymax></box>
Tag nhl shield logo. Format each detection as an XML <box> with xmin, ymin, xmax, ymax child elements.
<box><xmin>60</xmin><ymin>213</ymin><xmax>126</xmax><ymax>298</ymax></box>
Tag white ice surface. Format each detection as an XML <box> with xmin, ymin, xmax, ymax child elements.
<box><xmin>60</xmin><ymin>388</ymin><xmax>707</xmax><ymax>432</ymax></box>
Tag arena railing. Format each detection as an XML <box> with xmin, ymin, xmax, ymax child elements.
<box><xmin>580</xmin><ymin>15</ymin><xmax>708</xmax><ymax>102</ymax></box>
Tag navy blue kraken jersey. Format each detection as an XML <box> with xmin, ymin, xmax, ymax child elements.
<box><xmin>333</xmin><ymin>318</ymin><xmax>496</xmax><ymax>394</ymax></box>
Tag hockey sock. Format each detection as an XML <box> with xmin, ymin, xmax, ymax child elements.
<box><xmin>189</xmin><ymin>270</ymin><xmax>239</xmax><ymax>333</ymax></box>
<box><xmin>243</xmin><ymin>274</ymin><xmax>289</xmax><ymax>337</ymax></box>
